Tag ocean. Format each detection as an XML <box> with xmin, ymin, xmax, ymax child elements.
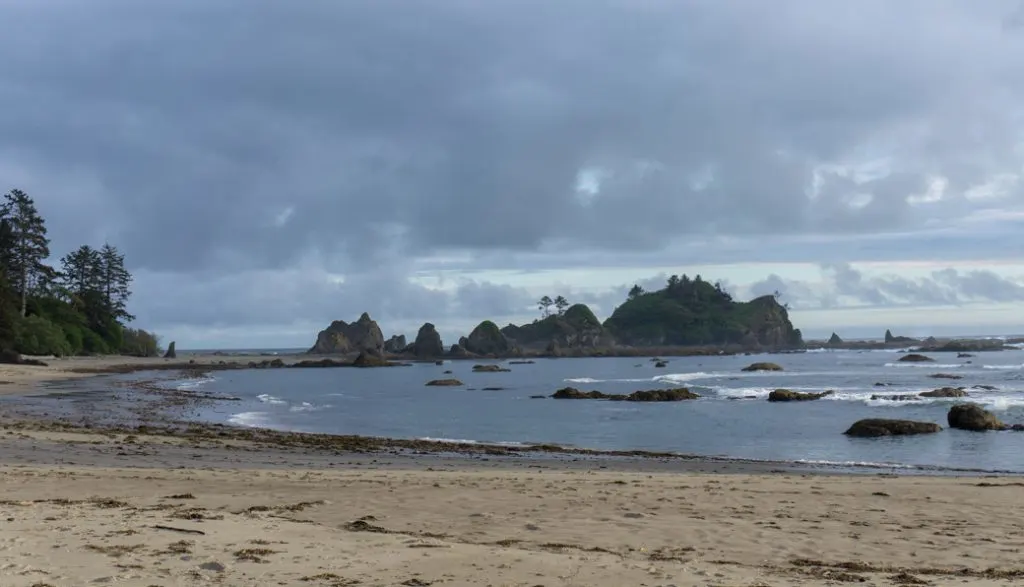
<box><xmin>143</xmin><ymin>344</ymin><xmax>1024</xmax><ymax>474</ymax></box>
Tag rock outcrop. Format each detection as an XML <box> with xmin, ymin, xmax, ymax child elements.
<box><xmin>411</xmin><ymin>323</ymin><xmax>445</xmax><ymax>358</ymax></box>
<box><xmin>844</xmin><ymin>419</ymin><xmax>942</xmax><ymax>437</ymax></box>
<box><xmin>501</xmin><ymin>304</ymin><xmax>614</xmax><ymax>353</ymax></box>
<box><xmin>920</xmin><ymin>387</ymin><xmax>968</xmax><ymax>398</ymax></box>
<box><xmin>383</xmin><ymin>335</ymin><xmax>407</xmax><ymax>354</ymax></box>
<box><xmin>472</xmin><ymin>364</ymin><xmax>510</xmax><ymax>372</ymax></box>
<box><xmin>551</xmin><ymin>387</ymin><xmax>699</xmax><ymax>401</ymax></box>
<box><xmin>897</xmin><ymin>353</ymin><xmax>933</xmax><ymax>363</ymax></box>
<box><xmin>602</xmin><ymin>278</ymin><xmax>802</xmax><ymax>350</ymax></box>
<box><xmin>767</xmin><ymin>389</ymin><xmax>833</xmax><ymax>402</ymax></box>
<box><xmin>163</xmin><ymin>341</ymin><xmax>176</xmax><ymax>359</ymax></box>
<box><xmin>307</xmin><ymin>312</ymin><xmax>385</xmax><ymax>356</ymax></box>
<box><xmin>461</xmin><ymin>320</ymin><xmax>513</xmax><ymax>356</ymax></box>
<box><xmin>425</xmin><ymin>378</ymin><xmax>463</xmax><ymax>387</ymax></box>
<box><xmin>947</xmin><ymin>403</ymin><xmax>1005</xmax><ymax>431</ymax></box>
<box><xmin>741</xmin><ymin>362</ymin><xmax>783</xmax><ymax>372</ymax></box>
<box><xmin>827</xmin><ymin>332</ymin><xmax>843</xmax><ymax>345</ymax></box>
<box><xmin>885</xmin><ymin>329</ymin><xmax>917</xmax><ymax>344</ymax></box>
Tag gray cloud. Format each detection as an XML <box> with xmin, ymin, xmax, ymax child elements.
<box><xmin>3</xmin><ymin>1</ymin><xmax>1024</xmax><ymax>344</ymax></box>
<box><xmin>749</xmin><ymin>263</ymin><xmax>1024</xmax><ymax>310</ymax></box>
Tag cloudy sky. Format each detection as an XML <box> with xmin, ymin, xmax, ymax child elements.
<box><xmin>3</xmin><ymin>0</ymin><xmax>1024</xmax><ymax>349</ymax></box>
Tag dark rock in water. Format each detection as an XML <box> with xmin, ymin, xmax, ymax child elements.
<box><xmin>897</xmin><ymin>353</ymin><xmax>934</xmax><ymax>363</ymax></box>
<box><xmin>870</xmin><ymin>394</ymin><xmax>920</xmax><ymax>402</ymax></box>
<box><xmin>308</xmin><ymin>312</ymin><xmax>385</xmax><ymax>356</ymax></box>
<box><xmin>443</xmin><ymin>369</ymin><xmax>453</xmax><ymax>374</ymax></box>
<box><xmin>958</xmin><ymin>352</ymin><xmax>974</xmax><ymax>358</ymax></box>
<box><xmin>463</xmin><ymin>320</ymin><xmax>514</xmax><ymax>356</ymax></box>
<box><xmin>383</xmin><ymin>334</ymin><xmax>407</xmax><ymax>354</ymax></box>
<box><xmin>163</xmin><ymin>341</ymin><xmax>176</xmax><ymax>359</ymax></box>
<box><xmin>249</xmin><ymin>358</ymin><xmax>286</xmax><ymax>369</ymax></box>
<box><xmin>425</xmin><ymin>379</ymin><xmax>463</xmax><ymax>387</ymax></box>
<box><xmin>411</xmin><ymin>323</ymin><xmax>445</xmax><ymax>358</ymax></box>
<box><xmin>767</xmin><ymin>389</ymin><xmax>833</xmax><ymax>402</ymax></box>
<box><xmin>972</xmin><ymin>384</ymin><xmax>998</xmax><ymax>391</ymax></box>
<box><xmin>947</xmin><ymin>403</ymin><xmax>1005</xmax><ymax>431</ymax></box>
<box><xmin>448</xmin><ymin>344</ymin><xmax>470</xmax><ymax>358</ymax></box>
<box><xmin>435</xmin><ymin>360</ymin><xmax>444</xmax><ymax>365</ymax></box>
<box><xmin>529</xmin><ymin>395</ymin><xmax>547</xmax><ymax>399</ymax></box>
<box><xmin>873</xmin><ymin>382</ymin><xmax>892</xmax><ymax>387</ymax></box>
<box><xmin>291</xmin><ymin>358</ymin><xmax>347</xmax><ymax>368</ymax></box>
<box><xmin>827</xmin><ymin>332</ymin><xmax>843</xmax><ymax>345</ymax></box>
<box><xmin>613</xmin><ymin>388</ymin><xmax>699</xmax><ymax>402</ymax></box>
<box><xmin>472</xmin><ymin>364</ymin><xmax>511</xmax><ymax>373</ymax></box>
<box><xmin>919</xmin><ymin>387</ymin><xmax>968</xmax><ymax>398</ymax></box>
<box><xmin>551</xmin><ymin>386</ymin><xmax>698</xmax><ymax>401</ymax></box>
<box><xmin>352</xmin><ymin>350</ymin><xmax>389</xmax><ymax>368</ymax></box>
<box><xmin>482</xmin><ymin>387</ymin><xmax>505</xmax><ymax>391</ymax></box>
<box><xmin>885</xmin><ymin>329</ymin><xmax>917</xmax><ymax>344</ymax></box>
<box><xmin>927</xmin><ymin>373</ymin><xmax>962</xmax><ymax>380</ymax></box>
<box><xmin>844</xmin><ymin>419</ymin><xmax>941</xmax><ymax>437</ymax></box>
<box><xmin>552</xmin><ymin>387</ymin><xmax>608</xmax><ymax>399</ymax></box>
<box><xmin>741</xmin><ymin>362</ymin><xmax>783</xmax><ymax>372</ymax></box>
<box><xmin>653</xmin><ymin>361</ymin><xmax>668</xmax><ymax>368</ymax></box>
<box><xmin>509</xmin><ymin>360</ymin><xmax>535</xmax><ymax>365</ymax></box>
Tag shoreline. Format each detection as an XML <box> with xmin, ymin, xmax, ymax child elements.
<box><xmin>1</xmin><ymin>361</ymin><xmax>1023</xmax><ymax>584</ymax></box>
<box><xmin>0</xmin><ymin>362</ymin><xmax>1020</xmax><ymax>478</ymax></box>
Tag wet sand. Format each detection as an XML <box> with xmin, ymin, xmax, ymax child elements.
<box><xmin>0</xmin><ymin>357</ymin><xmax>1021</xmax><ymax>585</ymax></box>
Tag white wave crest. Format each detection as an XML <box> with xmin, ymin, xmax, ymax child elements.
<box><xmin>983</xmin><ymin>364</ymin><xmax>1023</xmax><ymax>370</ymax></box>
<box><xmin>289</xmin><ymin>402</ymin><xmax>331</xmax><ymax>413</ymax></box>
<box><xmin>416</xmin><ymin>437</ymin><xmax>526</xmax><ymax>447</ymax></box>
<box><xmin>884</xmin><ymin>363</ymin><xmax>961</xmax><ymax>368</ymax></box>
<box><xmin>257</xmin><ymin>394</ymin><xmax>286</xmax><ymax>405</ymax></box>
<box><xmin>228</xmin><ymin>411</ymin><xmax>270</xmax><ymax>427</ymax></box>
<box><xmin>564</xmin><ymin>377</ymin><xmax>602</xmax><ymax>383</ymax></box>
<box><xmin>174</xmin><ymin>376</ymin><xmax>216</xmax><ymax>391</ymax></box>
<box><xmin>654</xmin><ymin>372</ymin><xmax>716</xmax><ymax>384</ymax></box>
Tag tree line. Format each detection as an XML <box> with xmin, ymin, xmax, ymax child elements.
<box><xmin>537</xmin><ymin>295</ymin><xmax>570</xmax><ymax>318</ymax></box>
<box><xmin>0</xmin><ymin>188</ymin><xmax>159</xmax><ymax>358</ymax></box>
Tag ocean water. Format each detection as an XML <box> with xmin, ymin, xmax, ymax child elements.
<box><xmin>171</xmin><ymin>347</ymin><xmax>1024</xmax><ymax>473</ymax></box>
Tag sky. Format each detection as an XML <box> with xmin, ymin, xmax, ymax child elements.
<box><xmin>2</xmin><ymin>0</ymin><xmax>1024</xmax><ymax>349</ymax></box>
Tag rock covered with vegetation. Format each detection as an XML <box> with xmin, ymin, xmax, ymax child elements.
<box><xmin>307</xmin><ymin>312</ymin><xmax>385</xmax><ymax>356</ymax></box>
<box><xmin>602</xmin><ymin>275</ymin><xmax>802</xmax><ymax>349</ymax></box>
<box><xmin>501</xmin><ymin>303</ymin><xmax>613</xmax><ymax>353</ymax></box>
<box><xmin>0</xmin><ymin>188</ymin><xmax>158</xmax><ymax>359</ymax></box>
<box><xmin>460</xmin><ymin>320</ymin><xmax>514</xmax><ymax>356</ymax></box>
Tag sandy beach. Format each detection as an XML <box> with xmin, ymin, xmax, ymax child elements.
<box><xmin>0</xmin><ymin>358</ymin><xmax>1022</xmax><ymax>586</ymax></box>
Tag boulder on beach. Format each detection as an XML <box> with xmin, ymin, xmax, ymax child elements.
<box><xmin>741</xmin><ymin>362</ymin><xmax>783</xmax><ymax>372</ymax></box>
<box><xmin>919</xmin><ymin>387</ymin><xmax>968</xmax><ymax>398</ymax></box>
<box><xmin>897</xmin><ymin>353</ymin><xmax>934</xmax><ymax>363</ymax></box>
<box><xmin>425</xmin><ymin>378</ymin><xmax>464</xmax><ymax>387</ymax></box>
<box><xmin>947</xmin><ymin>403</ymin><xmax>1005</xmax><ymax>431</ymax></box>
<box><xmin>472</xmin><ymin>364</ymin><xmax>511</xmax><ymax>373</ymax></box>
<box><xmin>844</xmin><ymin>419</ymin><xmax>941</xmax><ymax>437</ymax></box>
<box><xmin>767</xmin><ymin>389</ymin><xmax>833</xmax><ymax>402</ymax></box>
<box><xmin>163</xmin><ymin>341</ymin><xmax>176</xmax><ymax>359</ymax></box>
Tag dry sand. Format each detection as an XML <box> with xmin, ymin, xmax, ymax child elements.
<box><xmin>0</xmin><ymin>358</ymin><xmax>1021</xmax><ymax>585</ymax></box>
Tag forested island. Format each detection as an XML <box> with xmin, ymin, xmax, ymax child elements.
<box><xmin>0</xmin><ymin>189</ymin><xmax>158</xmax><ymax>360</ymax></box>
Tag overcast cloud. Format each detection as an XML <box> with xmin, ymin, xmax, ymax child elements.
<box><xmin>2</xmin><ymin>0</ymin><xmax>1024</xmax><ymax>347</ymax></box>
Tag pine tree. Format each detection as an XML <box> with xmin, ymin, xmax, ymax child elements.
<box><xmin>2</xmin><ymin>190</ymin><xmax>51</xmax><ymax>317</ymax></box>
<box><xmin>99</xmin><ymin>243</ymin><xmax>134</xmax><ymax>322</ymax></box>
<box><xmin>59</xmin><ymin>245</ymin><xmax>103</xmax><ymax>298</ymax></box>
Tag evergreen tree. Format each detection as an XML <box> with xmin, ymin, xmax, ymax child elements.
<box><xmin>99</xmin><ymin>243</ymin><xmax>134</xmax><ymax>322</ymax></box>
<box><xmin>59</xmin><ymin>245</ymin><xmax>103</xmax><ymax>299</ymax></box>
<box><xmin>2</xmin><ymin>190</ymin><xmax>51</xmax><ymax>317</ymax></box>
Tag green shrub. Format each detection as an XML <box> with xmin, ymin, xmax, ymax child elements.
<box><xmin>120</xmin><ymin>327</ymin><xmax>160</xmax><ymax>357</ymax></box>
<box><xmin>14</xmin><ymin>315</ymin><xmax>72</xmax><ymax>357</ymax></box>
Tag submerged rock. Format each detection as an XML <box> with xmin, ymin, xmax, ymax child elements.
<box><xmin>472</xmin><ymin>364</ymin><xmax>511</xmax><ymax>373</ymax></box>
<box><xmin>927</xmin><ymin>373</ymin><xmax>963</xmax><ymax>380</ymax></box>
<box><xmin>948</xmin><ymin>403</ymin><xmax>1005</xmax><ymax>431</ymax></box>
<box><xmin>844</xmin><ymin>419</ymin><xmax>941</xmax><ymax>437</ymax></box>
<box><xmin>870</xmin><ymin>394</ymin><xmax>920</xmax><ymax>402</ymax></box>
<box><xmin>425</xmin><ymin>379</ymin><xmax>464</xmax><ymax>387</ymax></box>
<box><xmin>741</xmin><ymin>362</ymin><xmax>783</xmax><ymax>372</ymax></box>
<box><xmin>897</xmin><ymin>353</ymin><xmax>934</xmax><ymax>363</ymax></box>
<box><xmin>767</xmin><ymin>389</ymin><xmax>833</xmax><ymax>402</ymax></box>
